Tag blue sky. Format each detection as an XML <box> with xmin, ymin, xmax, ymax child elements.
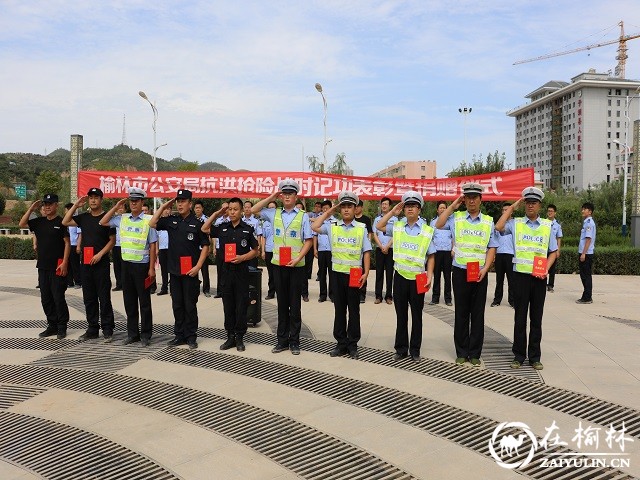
<box><xmin>1</xmin><ymin>1</ymin><xmax>640</xmax><ymax>176</ymax></box>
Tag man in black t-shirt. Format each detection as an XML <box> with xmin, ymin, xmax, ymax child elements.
<box><xmin>355</xmin><ymin>200</ymin><xmax>373</xmax><ymax>303</ymax></box>
<box><xmin>63</xmin><ymin>188</ymin><xmax>117</xmax><ymax>342</ymax></box>
<box><xmin>149</xmin><ymin>189</ymin><xmax>211</xmax><ymax>349</ymax></box>
<box><xmin>20</xmin><ymin>194</ymin><xmax>70</xmax><ymax>339</ymax></box>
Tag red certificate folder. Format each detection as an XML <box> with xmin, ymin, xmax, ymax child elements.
<box><xmin>279</xmin><ymin>246</ymin><xmax>292</xmax><ymax>266</ymax></box>
<box><xmin>466</xmin><ymin>261</ymin><xmax>480</xmax><ymax>282</ymax></box>
<box><xmin>532</xmin><ymin>256</ymin><xmax>548</xmax><ymax>277</ymax></box>
<box><xmin>56</xmin><ymin>258</ymin><xmax>64</xmax><ymax>276</ymax></box>
<box><xmin>416</xmin><ymin>272</ymin><xmax>430</xmax><ymax>294</ymax></box>
<box><xmin>224</xmin><ymin>243</ymin><xmax>237</xmax><ymax>262</ymax></box>
<box><xmin>349</xmin><ymin>267</ymin><xmax>362</xmax><ymax>287</ymax></box>
<box><xmin>83</xmin><ymin>247</ymin><xmax>94</xmax><ymax>264</ymax></box>
<box><xmin>144</xmin><ymin>275</ymin><xmax>154</xmax><ymax>290</ymax></box>
<box><xmin>180</xmin><ymin>256</ymin><xmax>192</xmax><ymax>275</ymax></box>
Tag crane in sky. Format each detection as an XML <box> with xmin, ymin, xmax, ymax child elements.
<box><xmin>514</xmin><ymin>21</ymin><xmax>640</xmax><ymax>79</ymax></box>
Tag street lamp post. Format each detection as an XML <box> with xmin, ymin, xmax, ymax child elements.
<box><xmin>458</xmin><ymin>107</ymin><xmax>472</xmax><ymax>164</ymax></box>
<box><xmin>315</xmin><ymin>83</ymin><xmax>328</xmax><ymax>173</ymax></box>
<box><xmin>613</xmin><ymin>139</ymin><xmax>630</xmax><ymax>236</ymax></box>
<box><xmin>139</xmin><ymin>91</ymin><xmax>165</xmax><ymax>212</ymax></box>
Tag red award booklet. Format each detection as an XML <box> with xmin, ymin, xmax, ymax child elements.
<box><xmin>466</xmin><ymin>261</ymin><xmax>480</xmax><ymax>282</ymax></box>
<box><xmin>144</xmin><ymin>275</ymin><xmax>154</xmax><ymax>290</ymax></box>
<box><xmin>55</xmin><ymin>258</ymin><xmax>64</xmax><ymax>276</ymax></box>
<box><xmin>224</xmin><ymin>243</ymin><xmax>237</xmax><ymax>262</ymax></box>
<box><xmin>83</xmin><ymin>247</ymin><xmax>94</xmax><ymax>265</ymax></box>
<box><xmin>180</xmin><ymin>256</ymin><xmax>192</xmax><ymax>275</ymax></box>
<box><xmin>279</xmin><ymin>246</ymin><xmax>292</xmax><ymax>265</ymax></box>
<box><xmin>349</xmin><ymin>267</ymin><xmax>362</xmax><ymax>287</ymax></box>
<box><xmin>532</xmin><ymin>256</ymin><xmax>548</xmax><ymax>278</ymax></box>
<box><xmin>416</xmin><ymin>272</ymin><xmax>430</xmax><ymax>294</ymax></box>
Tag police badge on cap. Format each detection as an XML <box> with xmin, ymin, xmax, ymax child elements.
<box><xmin>461</xmin><ymin>182</ymin><xmax>484</xmax><ymax>196</ymax></box>
<box><xmin>278</xmin><ymin>179</ymin><xmax>300</xmax><ymax>194</ymax></box>
<box><xmin>522</xmin><ymin>186</ymin><xmax>544</xmax><ymax>202</ymax></box>
<box><xmin>337</xmin><ymin>191</ymin><xmax>359</xmax><ymax>206</ymax></box>
<box><xmin>128</xmin><ymin>187</ymin><xmax>147</xmax><ymax>199</ymax></box>
<box><xmin>401</xmin><ymin>190</ymin><xmax>423</xmax><ymax>207</ymax></box>
<box><xmin>176</xmin><ymin>189</ymin><xmax>193</xmax><ymax>200</ymax></box>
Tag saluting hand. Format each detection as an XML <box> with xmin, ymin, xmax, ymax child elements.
<box><xmin>75</xmin><ymin>196</ymin><xmax>88</xmax><ymax>208</ymax></box>
<box><xmin>451</xmin><ymin>194</ymin><xmax>465</xmax><ymax>210</ymax></box>
<box><xmin>31</xmin><ymin>200</ymin><xmax>42</xmax><ymax>211</ymax></box>
<box><xmin>391</xmin><ymin>201</ymin><xmax>404</xmax><ymax>216</ymax></box>
<box><xmin>162</xmin><ymin>198</ymin><xmax>176</xmax><ymax>210</ymax></box>
<box><xmin>511</xmin><ymin>198</ymin><xmax>524</xmax><ymax>211</ymax></box>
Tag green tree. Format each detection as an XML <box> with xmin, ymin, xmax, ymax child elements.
<box><xmin>0</xmin><ymin>192</ymin><xmax>5</xmax><ymax>215</ymax></box>
<box><xmin>306</xmin><ymin>155</ymin><xmax>321</xmax><ymax>173</ymax></box>
<box><xmin>36</xmin><ymin>170</ymin><xmax>63</xmax><ymax>198</ymax></box>
<box><xmin>10</xmin><ymin>200</ymin><xmax>27</xmax><ymax>223</ymax></box>
<box><xmin>177</xmin><ymin>161</ymin><xmax>199</xmax><ymax>172</ymax></box>
<box><xmin>447</xmin><ymin>150</ymin><xmax>507</xmax><ymax>177</ymax></box>
<box><xmin>329</xmin><ymin>152</ymin><xmax>350</xmax><ymax>175</ymax></box>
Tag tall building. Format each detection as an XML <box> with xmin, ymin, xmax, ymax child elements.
<box><xmin>508</xmin><ymin>70</ymin><xmax>640</xmax><ymax>191</ymax></box>
<box><xmin>370</xmin><ymin>160</ymin><xmax>437</xmax><ymax>179</ymax></box>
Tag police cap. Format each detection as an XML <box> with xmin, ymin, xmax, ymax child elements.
<box><xmin>87</xmin><ymin>187</ymin><xmax>103</xmax><ymax>197</ymax></box>
<box><xmin>176</xmin><ymin>189</ymin><xmax>193</xmax><ymax>200</ymax></box>
<box><xmin>128</xmin><ymin>187</ymin><xmax>147</xmax><ymax>199</ymax></box>
<box><xmin>337</xmin><ymin>191</ymin><xmax>359</xmax><ymax>206</ymax></box>
<box><xmin>278</xmin><ymin>179</ymin><xmax>300</xmax><ymax>194</ymax></box>
<box><xmin>42</xmin><ymin>193</ymin><xmax>59</xmax><ymax>204</ymax></box>
<box><xmin>401</xmin><ymin>190</ymin><xmax>424</xmax><ymax>207</ymax></box>
<box><xmin>522</xmin><ymin>186</ymin><xmax>544</xmax><ymax>202</ymax></box>
<box><xmin>461</xmin><ymin>182</ymin><xmax>484</xmax><ymax>196</ymax></box>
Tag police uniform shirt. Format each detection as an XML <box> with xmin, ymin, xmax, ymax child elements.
<box><xmin>551</xmin><ymin>218</ymin><xmax>563</xmax><ymax>241</ymax></box>
<box><xmin>69</xmin><ymin>225</ymin><xmax>81</xmax><ymax>247</ymax></box>
<box><xmin>262</xmin><ymin>220</ymin><xmax>274</xmax><ymax>253</ymax></box>
<box><xmin>213</xmin><ymin>215</ymin><xmax>229</xmax><ymax>249</ymax></box>
<box><xmin>158</xmin><ymin>230</ymin><xmax>169</xmax><ymax>250</ymax></box>
<box><xmin>503</xmin><ymin>217</ymin><xmax>558</xmax><ymax>271</ymax></box>
<box><xmin>107</xmin><ymin>213</ymin><xmax>158</xmax><ymax>264</ymax></box>
<box><xmin>429</xmin><ymin>216</ymin><xmax>453</xmax><ymax>251</ymax></box>
<box><xmin>384</xmin><ymin>218</ymin><xmax>437</xmax><ymax>257</ymax></box>
<box><xmin>318</xmin><ymin>220</ymin><xmax>373</xmax><ymax>263</ymax></box>
<box><xmin>73</xmin><ymin>212</ymin><xmax>116</xmax><ymax>264</ymax></box>
<box><xmin>439</xmin><ymin>212</ymin><xmax>499</xmax><ymax>269</ymax></box>
<box><xmin>374</xmin><ymin>214</ymin><xmax>397</xmax><ymax>248</ymax></box>
<box><xmin>579</xmin><ymin>217</ymin><xmax>596</xmax><ymax>254</ymax></box>
<box><xmin>156</xmin><ymin>213</ymin><xmax>210</xmax><ymax>275</ymax></box>
<box><xmin>209</xmin><ymin>220</ymin><xmax>259</xmax><ymax>270</ymax></box>
<box><xmin>242</xmin><ymin>215</ymin><xmax>263</xmax><ymax>237</ymax></box>
<box><xmin>27</xmin><ymin>216</ymin><xmax>69</xmax><ymax>270</ymax></box>
<box><xmin>259</xmin><ymin>207</ymin><xmax>314</xmax><ymax>242</ymax></box>
<box><xmin>315</xmin><ymin>216</ymin><xmax>338</xmax><ymax>252</ymax></box>
<box><xmin>496</xmin><ymin>231</ymin><xmax>514</xmax><ymax>255</ymax></box>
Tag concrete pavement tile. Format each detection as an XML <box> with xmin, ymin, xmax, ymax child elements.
<box><xmin>0</xmin><ymin>346</ymin><xmax>56</xmax><ymax>364</ymax></box>
<box><xmin>0</xmin><ymin>461</ymin><xmax>41</xmax><ymax>480</ymax></box>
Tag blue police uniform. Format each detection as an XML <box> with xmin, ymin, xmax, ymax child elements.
<box><xmin>578</xmin><ymin>216</ymin><xmax>596</xmax><ymax>302</ymax></box>
<box><xmin>547</xmin><ymin>219</ymin><xmax>563</xmax><ymax>290</ymax></box>
<box><xmin>374</xmin><ymin>214</ymin><xmax>397</xmax><ymax>302</ymax></box>
<box><xmin>492</xmin><ymin>229</ymin><xmax>515</xmax><ymax>307</ymax></box>
<box><xmin>429</xmin><ymin>216</ymin><xmax>453</xmax><ymax>305</ymax></box>
<box><xmin>315</xmin><ymin>215</ymin><xmax>336</xmax><ymax>301</ymax></box>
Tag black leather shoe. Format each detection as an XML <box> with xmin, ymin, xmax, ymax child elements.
<box><xmin>38</xmin><ymin>327</ymin><xmax>58</xmax><ymax>338</ymax></box>
<box><xmin>168</xmin><ymin>337</ymin><xmax>187</xmax><ymax>347</ymax></box>
<box><xmin>157</xmin><ymin>290</ymin><xmax>168</xmax><ymax>296</ymax></box>
<box><xmin>56</xmin><ymin>332</ymin><xmax>67</xmax><ymax>340</ymax></box>
<box><xmin>213</xmin><ymin>294</ymin><xmax>223</xmax><ymax>298</ymax></box>
<box><xmin>330</xmin><ymin>347</ymin><xmax>346</xmax><ymax>357</ymax></box>
<box><xmin>318</xmin><ymin>297</ymin><xmax>327</xmax><ymax>303</ymax></box>
<box><xmin>112</xmin><ymin>286</ymin><xmax>122</xmax><ymax>291</ymax></box>
<box><xmin>490</xmin><ymin>302</ymin><xmax>500</xmax><ymax>307</ymax></box>
<box><xmin>140</xmin><ymin>338</ymin><xmax>150</xmax><ymax>347</ymax></box>
<box><xmin>188</xmin><ymin>340</ymin><xmax>198</xmax><ymax>350</ymax></box>
<box><xmin>393</xmin><ymin>352</ymin><xmax>407</xmax><ymax>361</ymax></box>
<box><xmin>271</xmin><ymin>344</ymin><xmax>289</xmax><ymax>353</ymax></box>
<box><xmin>349</xmin><ymin>350</ymin><xmax>359</xmax><ymax>360</ymax></box>
<box><xmin>265</xmin><ymin>294</ymin><xmax>275</xmax><ymax>300</ymax></box>
<box><xmin>123</xmin><ymin>336</ymin><xmax>140</xmax><ymax>345</ymax></box>
<box><xmin>236</xmin><ymin>336</ymin><xmax>245</xmax><ymax>352</ymax></box>
<box><xmin>220</xmin><ymin>336</ymin><xmax>236</xmax><ymax>350</ymax></box>
<box><xmin>445</xmin><ymin>302</ymin><xmax>453</xmax><ymax>306</ymax></box>
<box><xmin>302</xmin><ymin>295</ymin><xmax>309</xmax><ymax>302</ymax></box>
<box><xmin>410</xmin><ymin>354</ymin><xmax>421</xmax><ymax>362</ymax></box>
<box><xmin>290</xmin><ymin>345</ymin><xmax>300</xmax><ymax>355</ymax></box>
<box><xmin>428</xmin><ymin>301</ymin><xmax>438</xmax><ymax>305</ymax></box>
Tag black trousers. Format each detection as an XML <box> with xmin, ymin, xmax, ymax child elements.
<box><xmin>264</xmin><ymin>252</ymin><xmax>276</xmax><ymax>297</ymax></box>
<box><xmin>359</xmin><ymin>257</ymin><xmax>368</xmax><ymax>299</ymax></box>
<box><xmin>493</xmin><ymin>253</ymin><xmax>514</xmax><ymax>305</ymax></box>
<box><xmin>82</xmin><ymin>260</ymin><xmax>114</xmax><ymax>335</ymax></box>
<box><xmin>393</xmin><ymin>272</ymin><xmax>426</xmax><ymax>356</ymax></box>
<box><xmin>215</xmin><ymin>249</ymin><xmax>226</xmax><ymax>294</ymax></box>
<box><xmin>170</xmin><ymin>273</ymin><xmax>201</xmax><ymax>341</ymax></box>
<box><xmin>68</xmin><ymin>248</ymin><xmax>82</xmax><ymax>286</ymax></box>
<box><xmin>221</xmin><ymin>267</ymin><xmax>250</xmax><ymax>335</ymax></box>
<box><xmin>38</xmin><ymin>269</ymin><xmax>69</xmax><ymax>333</ymax></box>
<box><xmin>431</xmin><ymin>250</ymin><xmax>452</xmax><ymax>303</ymax></box>
<box><xmin>201</xmin><ymin>258</ymin><xmax>210</xmax><ymax>293</ymax></box>
<box><xmin>112</xmin><ymin>246</ymin><xmax>123</xmax><ymax>288</ymax></box>
<box><xmin>547</xmin><ymin>253</ymin><xmax>558</xmax><ymax>288</ymax></box>
<box><xmin>332</xmin><ymin>271</ymin><xmax>361</xmax><ymax>351</ymax></box>
<box><xmin>579</xmin><ymin>254</ymin><xmax>593</xmax><ymax>301</ymax></box>
<box><xmin>452</xmin><ymin>266</ymin><xmax>487</xmax><ymax>359</ymax></box>
<box><xmin>273</xmin><ymin>265</ymin><xmax>305</xmax><ymax>347</ymax></box>
<box><xmin>375</xmin><ymin>248</ymin><xmax>394</xmax><ymax>300</ymax></box>
<box><xmin>158</xmin><ymin>249</ymin><xmax>169</xmax><ymax>291</ymax></box>
<box><xmin>121</xmin><ymin>261</ymin><xmax>153</xmax><ymax>339</ymax></box>
<box><xmin>317</xmin><ymin>250</ymin><xmax>333</xmax><ymax>299</ymax></box>
<box><xmin>512</xmin><ymin>272</ymin><xmax>546</xmax><ymax>363</ymax></box>
<box><xmin>302</xmin><ymin>251</ymin><xmax>313</xmax><ymax>297</ymax></box>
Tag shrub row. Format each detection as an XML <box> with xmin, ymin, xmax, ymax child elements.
<box><xmin>0</xmin><ymin>237</ymin><xmax>36</xmax><ymax>261</ymax></box>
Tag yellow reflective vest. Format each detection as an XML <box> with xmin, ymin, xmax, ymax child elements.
<box><xmin>513</xmin><ymin>218</ymin><xmax>552</xmax><ymax>274</ymax></box>
<box><xmin>330</xmin><ymin>222</ymin><xmax>366</xmax><ymax>273</ymax></box>
<box><xmin>392</xmin><ymin>221</ymin><xmax>434</xmax><ymax>280</ymax></box>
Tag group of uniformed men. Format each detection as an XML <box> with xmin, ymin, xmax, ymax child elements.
<box><xmin>22</xmin><ymin>177</ymin><xmax>596</xmax><ymax>371</ymax></box>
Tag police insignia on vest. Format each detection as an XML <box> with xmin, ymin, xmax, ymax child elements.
<box><xmin>187</xmin><ymin>233</ymin><xmax>194</xmax><ymax>241</ymax></box>
<box><xmin>241</xmin><ymin>239</ymin><xmax>248</xmax><ymax>247</ymax></box>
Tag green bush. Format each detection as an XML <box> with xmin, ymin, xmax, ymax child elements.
<box><xmin>0</xmin><ymin>237</ymin><xmax>36</xmax><ymax>260</ymax></box>
<box><xmin>554</xmin><ymin>246</ymin><xmax>640</xmax><ymax>275</ymax></box>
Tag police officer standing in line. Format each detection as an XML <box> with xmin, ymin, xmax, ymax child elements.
<box><xmin>546</xmin><ymin>204</ymin><xmax>563</xmax><ymax>293</ymax></box>
<box><xmin>296</xmin><ymin>199</ymin><xmax>313</xmax><ymax>303</ymax></box>
<box><xmin>261</xmin><ymin>200</ymin><xmax>278</xmax><ymax>300</ymax></box>
<box><xmin>242</xmin><ymin>200</ymin><xmax>263</xmax><ymax>269</ymax></box>
<box><xmin>435</xmin><ymin>183</ymin><xmax>498</xmax><ymax>367</ymax></box>
<box><xmin>491</xmin><ymin>203</ymin><xmax>515</xmax><ymax>308</ymax></box>
<box><xmin>202</xmin><ymin>198</ymin><xmax>259</xmax><ymax>351</ymax></box>
<box><xmin>354</xmin><ymin>200</ymin><xmax>373</xmax><ymax>304</ymax></box>
<box><xmin>314</xmin><ymin>199</ymin><xmax>336</xmax><ymax>303</ymax></box>
<box><xmin>373</xmin><ymin>197</ymin><xmax>395</xmax><ymax>305</ymax></box>
<box><xmin>20</xmin><ymin>194</ymin><xmax>70</xmax><ymax>339</ymax></box>
<box><xmin>156</xmin><ymin>207</ymin><xmax>170</xmax><ymax>296</ymax></box>
<box><xmin>211</xmin><ymin>208</ymin><xmax>230</xmax><ymax>298</ymax></box>
<box><xmin>65</xmin><ymin>203</ymin><xmax>82</xmax><ymax>289</ymax></box>
<box><xmin>252</xmin><ymin>180</ymin><xmax>313</xmax><ymax>355</ymax></box>
<box><xmin>111</xmin><ymin>202</ymin><xmax>126</xmax><ymax>291</ymax></box>
<box><xmin>495</xmin><ymin>187</ymin><xmax>558</xmax><ymax>370</ymax></box>
<box><xmin>62</xmin><ymin>188</ymin><xmax>116</xmax><ymax>342</ymax></box>
<box><xmin>376</xmin><ymin>191</ymin><xmax>436</xmax><ymax>362</ymax></box>
<box><xmin>312</xmin><ymin>192</ymin><xmax>371</xmax><ymax>359</ymax></box>
<box><xmin>576</xmin><ymin>202</ymin><xmax>596</xmax><ymax>304</ymax></box>
<box><xmin>149</xmin><ymin>189</ymin><xmax>210</xmax><ymax>349</ymax></box>
<box><xmin>429</xmin><ymin>201</ymin><xmax>453</xmax><ymax>306</ymax></box>
<box><xmin>101</xmin><ymin>187</ymin><xmax>158</xmax><ymax>346</ymax></box>
<box><xmin>194</xmin><ymin>200</ymin><xmax>211</xmax><ymax>297</ymax></box>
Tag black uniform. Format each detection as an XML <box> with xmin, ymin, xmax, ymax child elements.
<box><xmin>28</xmin><ymin>216</ymin><xmax>70</xmax><ymax>336</ymax></box>
<box><xmin>157</xmin><ymin>213</ymin><xmax>211</xmax><ymax>342</ymax></box>
<box><xmin>210</xmin><ymin>220</ymin><xmax>258</xmax><ymax>336</ymax></box>
<box><xmin>74</xmin><ymin>212</ymin><xmax>116</xmax><ymax>337</ymax></box>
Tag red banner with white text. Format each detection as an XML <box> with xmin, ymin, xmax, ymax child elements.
<box><xmin>78</xmin><ymin>168</ymin><xmax>534</xmax><ymax>201</ymax></box>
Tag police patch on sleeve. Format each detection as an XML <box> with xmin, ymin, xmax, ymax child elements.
<box><xmin>241</xmin><ymin>239</ymin><xmax>248</xmax><ymax>247</ymax></box>
<box><xmin>187</xmin><ymin>233</ymin><xmax>194</xmax><ymax>240</ymax></box>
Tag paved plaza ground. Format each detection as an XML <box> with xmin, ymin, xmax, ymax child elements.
<box><xmin>0</xmin><ymin>259</ymin><xmax>638</xmax><ymax>479</ymax></box>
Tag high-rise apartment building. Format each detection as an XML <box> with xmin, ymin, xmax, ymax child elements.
<box><xmin>508</xmin><ymin>70</ymin><xmax>640</xmax><ymax>191</ymax></box>
<box><xmin>370</xmin><ymin>160</ymin><xmax>437</xmax><ymax>179</ymax></box>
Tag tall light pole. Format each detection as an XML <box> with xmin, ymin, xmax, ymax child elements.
<box><xmin>458</xmin><ymin>107</ymin><xmax>472</xmax><ymax>164</ymax></box>
<box><xmin>139</xmin><ymin>91</ymin><xmax>164</xmax><ymax>211</ymax></box>
<box><xmin>315</xmin><ymin>83</ymin><xmax>328</xmax><ymax>173</ymax></box>
<box><xmin>613</xmin><ymin>139</ymin><xmax>630</xmax><ymax>236</ymax></box>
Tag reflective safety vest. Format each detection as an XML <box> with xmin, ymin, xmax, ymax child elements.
<box><xmin>120</xmin><ymin>214</ymin><xmax>151</xmax><ymax>262</ymax></box>
<box><xmin>272</xmin><ymin>209</ymin><xmax>306</xmax><ymax>267</ymax></box>
<box><xmin>392</xmin><ymin>221</ymin><xmax>434</xmax><ymax>280</ymax></box>
<box><xmin>513</xmin><ymin>217</ymin><xmax>552</xmax><ymax>274</ymax></box>
<box><xmin>453</xmin><ymin>211</ymin><xmax>493</xmax><ymax>267</ymax></box>
<box><xmin>330</xmin><ymin>222</ymin><xmax>365</xmax><ymax>273</ymax></box>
